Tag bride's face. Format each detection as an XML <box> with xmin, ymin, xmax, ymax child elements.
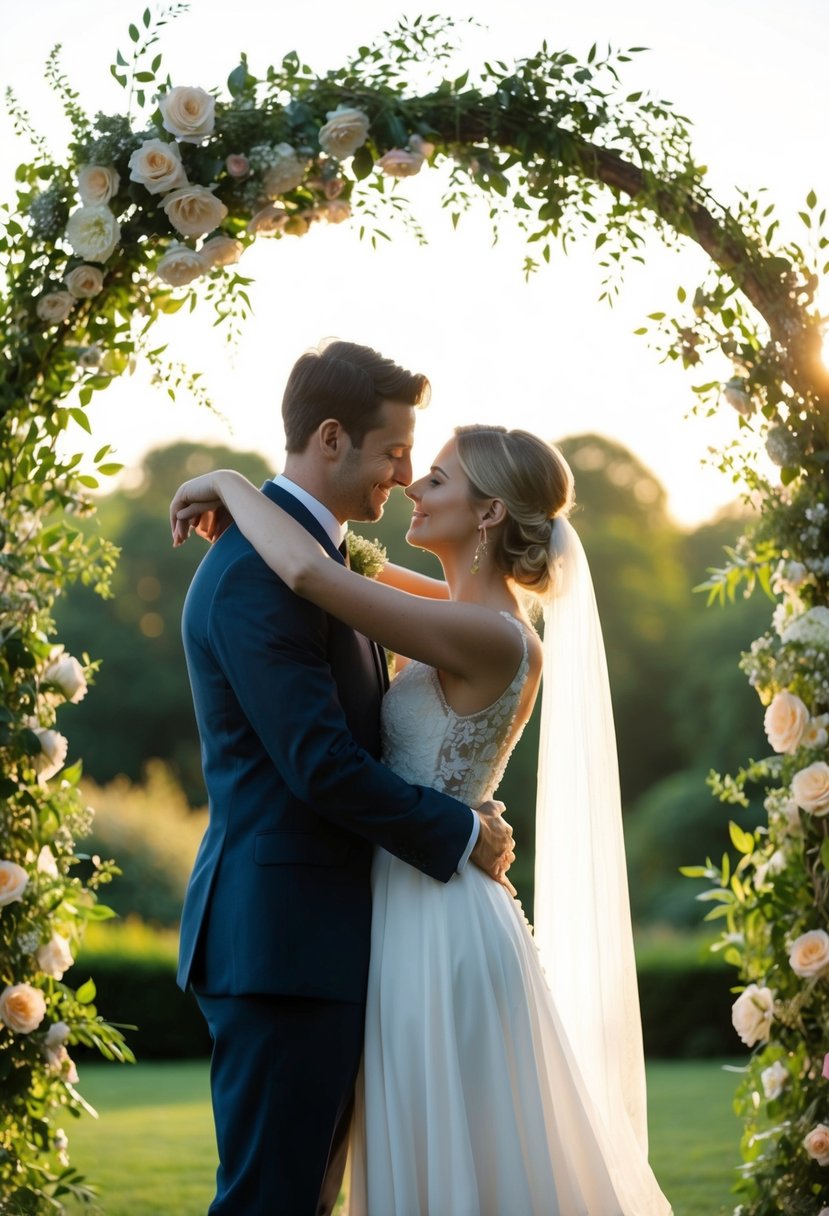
<box><xmin>405</xmin><ymin>439</ymin><xmax>481</xmax><ymax>556</ymax></box>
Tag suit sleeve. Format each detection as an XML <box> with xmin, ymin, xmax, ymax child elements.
<box><xmin>208</xmin><ymin>550</ymin><xmax>474</xmax><ymax>882</ymax></box>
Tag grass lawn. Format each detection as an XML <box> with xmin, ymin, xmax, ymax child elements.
<box><xmin>65</xmin><ymin>1059</ymin><xmax>740</xmax><ymax>1214</ymax></box>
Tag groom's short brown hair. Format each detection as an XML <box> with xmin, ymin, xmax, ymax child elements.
<box><xmin>281</xmin><ymin>339</ymin><xmax>431</xmax><ymax>453</ymax></box>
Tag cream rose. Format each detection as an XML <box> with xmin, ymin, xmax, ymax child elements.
<box><xmin>36</xmin><ymin>292</ymin><xmax>76</xmax><ymax>325</ymax></box>
<box><xmin>160</xmin><ymin>85</ymin><xmax>216</xmax><ymax>144</ymax></box>
<box><xmin>789</xmin><ymin>928</ymin><xmax>829</xmax><ymax>978</ymax></box>
<box><xmin>77</xmin><ymin>164</ymin><xmax>120</xmax><ymax>206</ymax></box>
<box><xmin>36</xmin><ymin>932</ymin><xmax>74</xmax><ymax>981</ymax></box>
<box><xmin>128</xmin><ymin>139</ymin><xmax>188</xmax><ymax>195</ymax></box>
<box><xmin>43</xmin><ymin>651</ymin><xmax>88</xmax><ymax>703</ymax></box>
<box><xmin>65</xmin><ymin>205</ymin><xmax>121</xmax><ymax>263</ymax></box>
<box><xmin>263</xmin><ymin>144</ymin><xmax>306</xmax><ymax>197</ymax></box>
<box><xmin>805</xmin><ymin>716</ymin><xmax>829</xmax><ymax>750</ymax></box>
<box><xmin>162</xmin><ymin>185</ymin><xmax>228</xmax><ymax>237</ymax></box>
<box><xmin>200</xmin><ymin>235</ymin><xmax>243</xmax><ymax>268</ymax></box>
<box><xmin>246</xmin><ymin>204</ymin><xmax>288</xmax><ymax>236</ymax></box>
<box><xmin>376</xmin><ymin>149</ymin><xmax>424</xmax><ymax>178</ymax></box>
<box><xmin>64</xmin><ymin>264</ymin><xmax>105</xmax><ymax>300</ymax></box>
<box><xmin>0</xmin><ymin>982</ymin><xmax>47</xmax><ymax>1034</ymax></box>
<box><xmin>0</xmin><ymin>860</ymin><xmax>28</xmax><ymax>907</ymax></box>
<box><xmin>760</xmin><ymin>1059</ymin><xmax>788</xmax><ymax>1100</ymax></box>
<box><xmin>805</xmin><ymin>1124</ymin><xmax>829</xmax><ymax>1166</ymax></box>
<box><xmin>764</xmin><ymin>690</ymin><xmax>809</xmax><ymax>754</ymax></box>
<box><xmin>318</xmin><ymin>106</ymin><xmax>370</xmax><ymax>159</ymax></box>
<box><xmin>731</xmin><ymin>983</ymin><xmax>774</xmax><ymax>1046</ymax></box>
<box><xmin>31</xmin><ymin>726</ymin><xmax>68</xmax><ymax>783</ymax></box>
<box><xmin>156</xmin><ymin>244</ymin><xmax>207</xmax><ymax>288</ymax></box>
<box><xmin>792</xmin><ymin>762</ymin><xmax>829</xmax><ymax>815</ymax></box>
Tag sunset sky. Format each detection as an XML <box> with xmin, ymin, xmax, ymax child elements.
<box><xmin>1</xmin><ymin>0</ymin><xmax>826</xmax><ymax>526</ymax></box>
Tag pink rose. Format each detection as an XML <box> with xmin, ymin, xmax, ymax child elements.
<box><xmin>376</xmin><ymin>149</ymin><xmax>424</xmax><ymax>178</ymax></box>
<box><xmin>226</xmin><ymin>154</ymin><xmax>250</xmax><ymax>179</ymax></box>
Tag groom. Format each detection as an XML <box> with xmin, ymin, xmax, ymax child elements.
<box><xmin>176</xmin><ymin>339</ymin><xmax>514</xmax><ymax>1215</ymax></box>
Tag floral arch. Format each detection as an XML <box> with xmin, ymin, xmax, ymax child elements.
<box><xmin>0</xmin><ymin>8</ymin><xmax>827</xmax><ymax>1211</ymax></box>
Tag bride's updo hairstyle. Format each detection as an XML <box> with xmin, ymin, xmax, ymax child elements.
<box><xmin>454</xmin><ymin>425</ymin><xmax>575</xmax><ymax>598</ymax></box>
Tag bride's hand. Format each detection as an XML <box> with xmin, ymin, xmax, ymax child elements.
<box><xmin>470</xmin><ymin>800</ymin><xmax>516</xmax><ymax>889</ymax></box>
<box><xmin>170</xmin><ymin>472</ymin><xmax>231</xmax><ymax>547</ymax></box>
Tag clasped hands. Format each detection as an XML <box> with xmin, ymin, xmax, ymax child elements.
<box><xmin>170</xmin><ymin>471</ymin><xmax>232</xmax><ymax>547</ymax></box>
<box><xmin>473</xmin><ymin>801</ymin><xmax>517</xmax><ymax>895</ymax></box>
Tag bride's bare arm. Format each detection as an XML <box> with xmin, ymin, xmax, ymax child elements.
<box><xmin>376</xmin><ymin>563</ymin><xmax>449</xmax><ymax>599</ymax></box>
<box><xmin>171</xmin><ymin>470</ymin><xmax>520</xmax><ymax>682</ymax></box>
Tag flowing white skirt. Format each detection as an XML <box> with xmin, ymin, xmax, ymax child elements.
<box><xmin>348</xmin><ymin>850</ymin><xmax>671</xmax><ymax>1216</ymax></box>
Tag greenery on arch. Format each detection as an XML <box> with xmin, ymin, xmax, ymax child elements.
<box><xmin>0</xmin><ymin>4</ymin><xmax>827</xmax><ymax>1210</ymax></box>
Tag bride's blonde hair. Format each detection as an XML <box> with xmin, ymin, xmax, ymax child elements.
<box><xmin>454</xmin><ymin>425</ymin><xmax>575</xmax><ymax>597</ymax></box>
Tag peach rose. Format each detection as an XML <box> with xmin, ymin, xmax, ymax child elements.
<box><xmin>324</xmin><ymin>200</ymin><xmax>351</xmax><ymax>224</ymax></box>
<box><xmin>792</xmin><ymin>762</ymin><xmax>829</xmax><ymax>815</ymax></box>
<box><xmin>160</xmin><ymin>85</ymin><xmax>216</xmax><ymax>144</ymax></box>
<box><xmin>805</xmin><ymin>1124</ymin><xmax>829</xmax><ymax>1166</ymax></box>
<box><xmin>128</xmin><ymin>139</ymin><xmax>188</xmax><ymax>195</ymax></box>
<box><xmin>36</xmin><ymin>932</ymin><xmax>74</xmax><ymax>980</ymax></box>
<box><xmin>77</xmin><ymin>164</ymin><xmax>120</xmax><ymax>206</ymax></box>
<box><xmin>200</xmin><ymin>235</ymin><xmax>243</xmax><ymax>268</ymax></box>
<box><xmin>43</xmin><ymin>651</ymin><xmax>87</xmax><ymax>702</ymax></box>
<box><xmin>318</xmin><ymin>106</ymin><xmax>370</xmax><ymax>159</ymax></box>
<box><xmin>789</xmin><ymin>929</ymin><xmax>829</xmax><ymax>978</ymax></box>
<box><xmin>156</xmin><ymin>244</ymin><xmax>207</xmax><ymax>287</ymax></box>
<box><xmin>0</xmin><ymin>982</ymin><xmax>47</xmax><ymax>1033</ymax></box>
<box><xmin>0</xmin><ymin>860</ymin><xmax>28</xmax><ymax>907</ymax></box>
<box><xmin>36</xmin><ymin>292</ymin><xmax>76</xmax><ymax>325</ymax></box>
<box><xmin>764</xmin><ymin>690</ymin><xmax>809</xmax><ymax>754</ymax></box>
<box><xmin>246</xmin><ymin>204</ymin><xmax>288</xmax><ymax>236</ymax></box>
<box><xmin>225</xmin><ymin>154</ymin><xmax>250</xmax><ymax>179</ymax></box>
<box><xmin>376</xmin><ymin>149</ymin><xmax>424</xmax><ymax>178</ymax></box>
<box><xmin>65</xmin><ymin>204</ymin><xmax>121</xmax><ymax>262</ymax></box>
<box><xmin>63</xmin><ymin>264</ymin><xmax>104</xmax><ymax>299</ymax></box>
<box><xmin>162</xmin><ymin>185</ymin><xmax>228</xmax><ymax>237</ymax></box>
<box><xmin>731</xmin><ymin>983</ymin><xmax>774</xmax><ymax>1046</ymax></box>
<box><xmin>263</xmin><ymin>145</ymin><xmax>306</xmax><ymax>197</ymax></box>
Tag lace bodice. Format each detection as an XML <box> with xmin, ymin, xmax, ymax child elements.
<box><xmin>381</xmin><ymin>613</ymin><xmax>530</xmax><ymax>805</ymax></box>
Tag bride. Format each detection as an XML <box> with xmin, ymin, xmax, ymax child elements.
<box><xmin>171</xmin><ymin>424</ymin><xmax>671</xmax><ymax>1216</ymax></box>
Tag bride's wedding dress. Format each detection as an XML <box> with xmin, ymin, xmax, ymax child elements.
<box><xmin>348</xmin><ymin>612</ymin><xmax>671</xmax><ymax>1216</ymax></box>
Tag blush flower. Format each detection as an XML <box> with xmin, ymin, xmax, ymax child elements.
<box><xmin>159</xmin><ymin>85</ymin><xmax>216</xmax><ymax>143</ymax></box>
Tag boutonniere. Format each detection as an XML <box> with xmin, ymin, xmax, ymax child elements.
<box><xmin>346</xmin><ymin>532</ymin><xmax>387</xmax><ymax>578</ymax></box>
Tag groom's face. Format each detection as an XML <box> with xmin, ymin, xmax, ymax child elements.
<box><xmin>335</xmin><ymin>400</ymin><xmax>416</xmax><ymax>522</ymax></box>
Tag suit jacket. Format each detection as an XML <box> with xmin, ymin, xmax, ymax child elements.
<box><xmin>177</xmin><ymin>481</ymin><xmax>474</xmax><ymax>1001</ymax></box>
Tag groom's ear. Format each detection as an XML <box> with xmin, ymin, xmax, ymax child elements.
<box><xmin>316</xmin><ymin>418</ymin><xmax>347</xmax><ymax>462</ymax></box>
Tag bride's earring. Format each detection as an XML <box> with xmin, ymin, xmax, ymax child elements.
<box><xmin>471</xmin><ymin>524</ymin><xmax>488</xmax><ymax>573</ymax></box>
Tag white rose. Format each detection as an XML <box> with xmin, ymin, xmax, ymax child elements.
<box><xmin>30</xmin><ymin>726</ymin><xmax>68</xmax><ymax>783</ymax></box>
<box><xmin>318</xmin><ymin>106</ymin><xmax>370</xmax><ymax>159</ymax></box>
<box><xmin>43</xmin><ymin>652</ymin><xmax>88</xmax><ymax>703</ymax></box>
<box><xmin>35</xmin><ymin>292</ymin><xmax>76</xmax><ymax>325</ymax></box>
<box><xmin>792</xmin><ymin>763</ymin><xmax>829</xmax><ymax>815</ymax></box>
<box><xmin>36</xmin><ymin>846</ymin><xmax>59</xmax><ymax>878</ymax></box>
<box><xmin>805</xmin><ymin>715</ymin><xmax>829</xmax><ymax>750</ymax></box>
<box><xmin>263</xmin><ymin>144</ymin><xmax>306</xmax><ymax>196</ymax></box>
<box><xmin>764</xmin><ymin>690</ymin><xmax>810</xmax><ymax>754</ymax></box>
<box><xmin>128</xmin><ymin>139</ymin><xmax>188</xmax><ymax>195</ymax></box>
<box><xmin>782</xmin><ymin>606</ymin><xmax>829</xmax><ymax>649</ymax></box>
<box><xmin>376</xmin><ymin>148</ymin><xmax>424</xmax><ymax>178</ymax></box>
<box><xmin>159</xmin><ymin>85</ymin><xmax>216</xmax><ymax>144</ymax></box>
<box><xmin>200</xmin><ymin>235</ymin><xmax>243</xmax><ymax>268</ymax></box>
<box><xmin>43</xmin><ymin>1020</ymin><xmax>71</xmax><ymax>1049</ymax></box>
<box><xmin>805</xmin><ymin>1124</ymin><xmax>829</xmax><ymax>1167</ymax></box>
<box><xmin>66</xmin><ymin>204</ymin><xmax>121</xmax><ymax>263</ymax></box>
<box><xmin>77</xmin><ymin>164</ymin><xmax>120</xmax><ymax>206</ymax></box>
<box><xmin>789</xmin><ymin>928</ymin><xmax>829</xmax><ymax>978</ymax></box>
<box><xmin>246</xmin><ymin>204</ymin><xmax>288</xmax><ymax>236</ymax></box>
<box><xmin>156</xmin><ymin>244</ymin><xmax>207</xmax><ymax>287</ymax></box>
<box><xmin>0</xmin><ymin>860</ymin><xmax>28</xmax><ymax>907</ymax></box>
<box><xmin>760</xmin><ymin>1059</ymin><xmax>788</xmax><ymax>1100</ymax></box>
<box><xmin>731</xmin><ymin>983</ymin><xmax>774</xmax><ymax>1046</ymax></box>
<box><xmin>0</xmin><ymin>982</ymin><xmax>47</xmax><ymax>1033</ymax></box>
<box><xmin>162</xmin><ymin>185</ymin><xmax>228</xmax><ymax>237</ymax></box>
<box><xmin>36</xmin><ymin>932</ymin><xmax>74</xmax><ymax>980</ymax></box>
<box><xmin>64</xmin><ymin>264</ymin><xmax>105</xmax><ymax>299</ymax></box>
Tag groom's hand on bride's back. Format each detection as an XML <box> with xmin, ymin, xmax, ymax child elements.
<box><xmin>470</xmin><ymin>801</ymin><xmax>516</xmax><ymax>886</ymax></box>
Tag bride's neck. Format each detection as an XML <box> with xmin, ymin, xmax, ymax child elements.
<box><xmin>441</xmin><ymin>552</ymin><xmax>517</xmax><ymax>614</ymax></box>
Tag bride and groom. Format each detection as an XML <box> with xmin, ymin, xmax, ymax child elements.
<box><xmin>172</xmin><ymin>339</ymin><xmax>671</xmax><ymax>1215</ymax></box>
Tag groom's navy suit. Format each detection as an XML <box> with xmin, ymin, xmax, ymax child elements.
<box><xmin>178</xmin><ymin>482</ymin><xmax>474</xmax><ymax>1215</ymax></box>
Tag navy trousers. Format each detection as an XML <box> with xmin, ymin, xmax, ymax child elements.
<box><xmin>195</xmin><ymin>992</ymin><xmax>364</xmax><ymax>1216</ymax></box>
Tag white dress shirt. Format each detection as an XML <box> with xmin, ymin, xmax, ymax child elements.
<box><xmin>271</xmin><ymin>474</ymin><xmax>479</xmax><ymax>871</ymax></box>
